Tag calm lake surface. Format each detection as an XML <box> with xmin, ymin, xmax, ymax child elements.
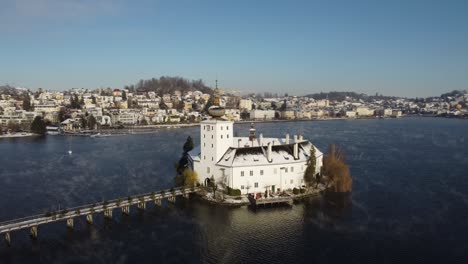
<box><xmin>0</xmin><ymin>118</ymin><xmax>467</xmax><ymax>264</ymax></box>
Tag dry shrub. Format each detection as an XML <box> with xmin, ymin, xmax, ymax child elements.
<box><xmin>323</xmin><ymin>144</ymin><xmax>352</xmax><ymax>192</ymax></box>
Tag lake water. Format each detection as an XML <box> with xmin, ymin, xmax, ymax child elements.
<box><xmin>0</xmin><ymin>118</ymin><xmax>467</xmax><ymax>264</ymax></box>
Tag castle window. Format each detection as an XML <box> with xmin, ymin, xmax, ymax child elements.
<box><xmin>291</xmin><ymin>167</ymin><xmax>294</xmax><ymax>172</ymax></box>
<box><xmin>241</xmin><ymin>185</ymin><xmax>244</xmax><ymax>190</ymax></box>
<box><xmin>204</xmin><ymin>134</ymin><xmax>205</xmax><ymax>138</ymax></box>
<box><xmin>211</xmin><ymin>144</ymin><xmax>213</xmax><ymax>148</ymax></box>
<box><xmin>250</xmin><ymin>170</ymin><xmax>253</xmax><ymax>176</ymax></box>
<box><xmin>241</xmin><ymin>171</ymin><xmax>244</xmax><ymax>177</ymax></box>
<box><xmin>254</xmin><ymin>182</ymin><xmax>258</xmax><ymax>188</ymax></box>
<box><xmin>211</xmin><ymin>126</ymin><xmax>213</xmax><ymax>130</ymax></box>
<box><xmin>207</xmin><ymin>167</ymin><xmax>210</xmax><ymax>173</ymax></box>
<box><xmin>227</xmin><ymin>126</ymin><xmax>229</xmax><ymax>130</ymax></box>
<box><xmin>221</xmin><ymin>126</ymin><xmax>223</xmax><ymax>130</ymax></box>
<box><xmin>212</xmin><ymin>135</ymin><xmax>213</xmax><ymax>139</ymax></box>
<box><xmin>221</xmin><ymin>135</ymin><xmax>223</xmax><ymax>139</ymax></box>
<box><xmin>212</xmin><ymin>157</ymin><xmax>213</xmax><ymax>161</ymax></box>
<box><xmin>204</xmin><ymin>156</ymin><xmax>206</xmax><ymax>160</ymax></box>
<box><xmin>227</xmin><ymin>134</ymin><xmax>229</xmax><ymax>138</ymax></box>
<box><xmin>290</xmin><ymin>179</ymin><xmax>293</xmax><ymax>184</ymax></box>
<box><xmin>204</xmin><ymin>143</ymin><xmax>205</xmax><ymax>147</ymax></box>
<box><xmin>260</xmin><ymin>170</ymin><xmax>264</xmax><ymax>175</ymax></box>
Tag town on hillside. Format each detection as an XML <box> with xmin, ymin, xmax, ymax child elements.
<box><xmin>0</xmin><ymin>77</ymin><xmax>467</xmax><ymax>135</ymax></box>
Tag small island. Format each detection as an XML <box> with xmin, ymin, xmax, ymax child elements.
<box><xmin>175</xmin><ymin>88</ymin><xmax>352</xmax><ymax>207</ymax></box>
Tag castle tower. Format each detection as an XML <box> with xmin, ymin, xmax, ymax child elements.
<box><xmin>198</xmin><ymin>80</ymin><xmax>233</xmax><ymax>181</ymax></box>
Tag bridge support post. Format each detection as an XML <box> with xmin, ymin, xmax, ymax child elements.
<box><xmin>104</xmin><ymin>209</ymin><xmax>113</xmax><ymax>219</ymax></box>
<box><xmin>5</xmin><ymin>232</ymin><xmax>11</xmax><ymax>246</ymax></box>
<box><xmin>168</xmin><ymin>196</ymin><xmax>176</xmax><ymax>203</ymax></box>
<box><xmin>122</xmin><ymin>205</ymin><xmax>130</xmax><ymax>215</ymax></box>
<box><xmin>154</xmin><ymin>199</ymin><xmax>162</xmax><ymax>206</ymax></box>
<box><xmin>30</xmin><ymin>226</ymin><xmax>38</xmax><ymax>240</ymax></box>
<box><xmin>137</xmin><ymin>202</ymin><xmax>146</xmax><ymax>210</ymax></box>
<box><xmin>66</xmin><ymin>218</ymin><xmax>74</xmax><ymax>229</ymax></box>
<box><xmin>86</xmin><ymin>214</ymin><xmax>93</xmax><ymax>224</ymax></box>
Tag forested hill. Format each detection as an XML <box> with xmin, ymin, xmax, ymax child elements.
<box><xmin>304</xmin><ymin>91</ymin><xmax>401</xmax><ymax>102</ymax></box>
<box><xmin>0</xmin><ymin>85</ymin><xmax>28</xmax><ymax>99</ymax></box>
<box><xmin>124</xmin><ymin>76</ymin><xmax>214</xmax><ymax>96</ymax></box>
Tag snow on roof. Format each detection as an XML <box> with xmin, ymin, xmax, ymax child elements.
<box><xmin>218</xmin><ymin>141</ymin><xmax>322</xmax><ymax>167</ymax></box>
<box><xmin>188</xmin><ymin>145</ymin><xmax>201</xmax><ymax>162</ymax></box>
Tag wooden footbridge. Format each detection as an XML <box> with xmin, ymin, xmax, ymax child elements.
<box><xmin>0</xmin><ymin>186</ymin><xmax>200</xmax><ymax>246</ymax></box>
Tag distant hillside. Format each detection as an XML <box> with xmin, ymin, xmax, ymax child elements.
<box><xmin>440</xmin><ymin>90</ymin><xmax>467</xmax><ymax>99</ymax></box>
<box><xmin>124</xmin><ymin>76</ymin><xmax>214</xmax><ymax>96</ymax></box>
<box><xmin>305</xmin><ymin>91</ymin><xmax>400</xmax><ymax>102</ymax></box>
<box><xmin>0</xmin><ymin>85</ymin><xmax>28</xmax><ymax>99</ymax></box>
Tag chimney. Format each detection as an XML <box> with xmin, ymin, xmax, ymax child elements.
<box><xmin>299</xmin><ymin>135</ymin><xmax>303</xmax><ymax>141</ymax></box>
<box><xmin>293</xmin><ymin>142</ymin><xmax>299</xmax><ymax>159</ymax></box>
<box><xmin>285</xmin><ymin>133</ymin><xmax>290</xmax><ymax>144</ymax></box>
<box><xmin>267</xmin><ymin>142</ymin><xmax>272</xmax><ymax>162</ymax></box>
<box><xmin>293</xmin><ymin>134</ymin><xmax>298</xmax><ymax>142</ymax></box>
<box><xmin>259</xmin><ymin>133</ymin><xmax>263</xmax><ymax>146</ymax></box>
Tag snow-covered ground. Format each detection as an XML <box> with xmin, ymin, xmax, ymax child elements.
<box><xmin>0</xmin><ymin>132</ymin><xmax>37</xmax><ymax>138</ymax></box>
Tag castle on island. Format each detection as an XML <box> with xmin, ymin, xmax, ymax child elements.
<box><xmin>188</xmin><ymin>87</ymin><xmax>323</xmax><ymax>195</ymax></box>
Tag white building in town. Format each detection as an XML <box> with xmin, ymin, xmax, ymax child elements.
<box><xmin>189</xmin><ymin>119</ymin><xmax>323</xmax><ymax>194</ymax></box>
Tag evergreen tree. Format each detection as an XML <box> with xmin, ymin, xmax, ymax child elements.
<box><xmin>183</xmin><ymin>136</ymin><xmax>194</xmax><ymax>153</ymax></box>
<box><xmin>159</xmin><ymin>101</ymin><xmax>168</xmax><ymax>110</ymax></box>
<box><xmin>304</xmin><ymin>144</ymin><xmax>317</xmax><ymax>187</ymax></box>
<box><xmin>30</xmin><ymin>116</ymin><xmax>46</xmax><ymax>135</ymax></box>
<box><xmin>58</xmin><ymin>108</ymin><xmax>70</xmax><ymax>122</ymax></box>
<box><xmin>22</xmin><ymin>95</ymin><xmax>33</xmax><ymax>111</ymax></box>
<box><xmin>80</xmin><ymin>116</ymin><xmax>88</xmax><ymax>129</ymax></box>
<box><xmin>88</xmin><ymin>115</ymin><xmax>97</xmax><ymax>130</ymax></box>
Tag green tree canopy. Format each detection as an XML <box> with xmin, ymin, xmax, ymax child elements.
<box><xmin>30</xmin><ymin>116</ymin><xmax>46</xmax><ymax>135</ymax></box>
<box><xmin>304</xmin><ymin>144</ymin><xmax>317</xmax><ymax>187</ymax></box>
<box><xmin>22</xmin><ymin>95</ymin><xmax>33</xmax><ymax>111</ymax></box>
<box><xmin>88</xmin><ymin>115</ymin><xmax>97</xmax><ymax>130</ymax></box>
<box><xmin>183</xmin><ymin>136</ymin><xmax>194</xmax><ymax>153</ymax></box>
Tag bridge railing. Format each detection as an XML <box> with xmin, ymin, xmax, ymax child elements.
<box><xmin>0</xmin><ymin>185</ymin><xmax>199</xmax><ymax>228</ymax></box>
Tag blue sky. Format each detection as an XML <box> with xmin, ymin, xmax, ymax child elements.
<box><xmin>1</xmin><ymin>0</ymin><xmax>467</xmax><ymax>97</ymax></box>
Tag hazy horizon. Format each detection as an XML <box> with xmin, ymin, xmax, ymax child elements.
<box><xmin>1</xmin><ymin>0</ymin><xmax>467</xmax><ymax>97</ymax></box>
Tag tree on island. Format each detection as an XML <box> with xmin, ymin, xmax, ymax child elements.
<box><xmin>183</xmin><ymin>136</ymin><xmax>194</xmax><ymax>153</ymax></box>
<box><xmin>30</xmin><ymin>116</ymin><xmax>46</xmax><ymax>135</ymax></box>
<box><xmin>322</xmin><ymin>144</ymin><xmax>352</xmax><ymax>193</ymax></box>
<box><xmin>183</xmin><ymin>169</ymin><xmax>198</xmax><ymax>187</ymax></box>
<box><xmin>304</xmin><ymin>144</ymin><xmax>317</xmax><ymax>187</ymax></box>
